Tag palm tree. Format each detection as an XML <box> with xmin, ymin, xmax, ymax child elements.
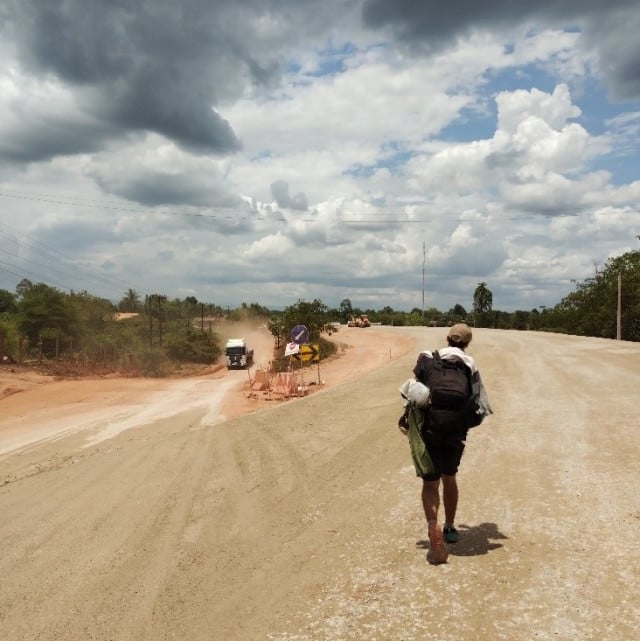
<box><xmin>473</xmin><ymin>282</ymin><xmax>493</xmax><ymax>327</ymax></box>
<box><xmin>118</xmin><ymin>288</ymin><xmax>142</xmax><ymax>312</ymax></box>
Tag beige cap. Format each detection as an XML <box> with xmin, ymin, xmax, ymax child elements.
<box><xmin>448</xmin><ymin>323</ymin><xmax>472</xmax><ymax>344</ymax></box>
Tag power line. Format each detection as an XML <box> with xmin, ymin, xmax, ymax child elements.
<box><xmin>0</xmin><ymin>189</ymin><xmax>618</xmax><ymax>224</ymax></box>
<box><xmin>0</xmin><ymin>257</ymin><xmax>75</xmax><ymax>292</ymax></box>
<box><xmin>0</xmin><ymin>190</ymin><xmax>283</xmax><ymax>223</ymax></box>
<box><xmin>0</xmin><ymin>222</ymin><xmax>141</xmax><ymax>299</ymax></box>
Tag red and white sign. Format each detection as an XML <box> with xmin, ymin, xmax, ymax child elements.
<box><xmin>284</xmin><ymin>341</ymin><xmax>300</xmax><ymax>356</ymax></box>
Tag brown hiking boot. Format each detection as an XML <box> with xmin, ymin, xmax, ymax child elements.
<box><xmin>428</xmin><ymin>523</ymin><xmax>449</xmax><ymax>564</ymax></box>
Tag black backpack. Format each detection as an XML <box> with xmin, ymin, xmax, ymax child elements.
<box><xmin>425</xmin><ymin>351</ymin><xmax>471</xmax><ymax>435</ymax></box>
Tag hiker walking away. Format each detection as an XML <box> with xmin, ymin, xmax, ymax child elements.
<box><xmin>401</xmin><ymin>323</ymin><xmax>491</xmax><ymax>564</ymax></box>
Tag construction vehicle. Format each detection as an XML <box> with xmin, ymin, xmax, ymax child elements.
<box><xmin>347</xmin><ymin>314</ymin><xmax>371</xmax><ymax>328</ymax></box>
<box><xmin>224</xmin><ymin>338</ymin><xmax>254</xmax><ymax>369</ymax></box>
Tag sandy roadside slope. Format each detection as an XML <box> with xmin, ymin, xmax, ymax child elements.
<box><xmin>1</xmin><ymin>327</ymin><xmax>639</xmax><ymax>641</ymax></box>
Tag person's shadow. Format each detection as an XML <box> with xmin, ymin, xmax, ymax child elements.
<box><xmin>417</xmin><ymin>522</ymin><xmax>507</xmax><ymax>560</ymax></box>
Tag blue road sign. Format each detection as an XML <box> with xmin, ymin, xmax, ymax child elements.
<box><xmin>291</xmin><ymin>324</ymin><xmax>309</xmax><ymax>345</ymax></box>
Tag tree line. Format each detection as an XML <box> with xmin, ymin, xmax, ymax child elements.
<box><xmin>0</xmin><ymin>281</ymin><xmax>234</xmax><ymax>376</ymax></box>
<box><xmin>1</xmin><ymin>249</ymin><xmax>638</xmax><ymax>375</ymax></box>
<box><xmin>330</xmin><ymin>251</ymin><xmax>640</xmax><ymax>342</ymax></box>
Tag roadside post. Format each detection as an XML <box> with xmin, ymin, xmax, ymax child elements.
<box><xmin>288</xmin><ymin>325</ymin><xmax>310</xmax><ymax>393</ymax></box>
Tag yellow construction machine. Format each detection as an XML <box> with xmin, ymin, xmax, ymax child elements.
<box><xmin>347</xmin><ymin>314</ymin><xmax>371</xmax><ymax>327</ymax></box>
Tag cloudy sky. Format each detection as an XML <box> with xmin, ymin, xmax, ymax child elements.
<box><xmin>1</xmin><ymin>0</ymin><xmax>639</xmax><ymax>313</ymax></box>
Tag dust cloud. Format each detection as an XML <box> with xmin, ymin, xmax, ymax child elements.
<box><xmin>215</xmin><ymin>320</ymin><xmax>275</xmax><ymax>368</ymax></box>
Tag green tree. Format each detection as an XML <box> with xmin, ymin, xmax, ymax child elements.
<box><xmin>69</xmin><ymin>291</ymin><xmax>115</xmax><ymax>333</ymax></box>
<box><xmin>0</xmin><ymin>288</ymin><xmax>18</xmax><ymax>314</ymax></box>
<box><xmin>181</xmin><ymin>296</ymin><xmax>200</xmax><ymax>329</ymax></box>
<box><xmin>280</xmin><ymin>298</ymin><xmax>335</xmax><ymax>342</ymax></box>
<box><xmin>613</xmin><ymin>251</ymin><xmax>640</xmax><ymax>341</ymax></box>
<box><xmin>513</xmin><ymin>310</ymin><xmax>530</xmax><ymax>330</ymax></box>
<box><xmin>375</xmin><ymin>305</ymin><xmax>397</xmax><ymax>326</ymax></box>
<box><xmin>407</xmin><ymin>308</ymin><xmax>425</xmax><ymax>326</ymax></box>
<box><xmin>552</xmin><ymin>251</ymin><xmax>640</xmax><ymax>341</ymax></box>
<box><xmin>444</xmin><ymin>303</ymin><xmax>467</xmax><ymax>326</ymax></box>
<box><xmin>15</xmin><ymin>278</ymin><xmax>33</xmax><ymax>299</ymax></box>
<box><xmin>423</xmin><ymin>307</ymin><xmax>444</xmax><ymax>326</ymax></box>
<box><xmin>0</xmin><ymin>314</ymin><xmax>20</xmax><ymax>361</ymax></box>
<box><xmin>164</xmin><ymin>325</ymin><xmax>220</xmax><ymax>363</ymax></box>
<box><xmin>267</xmin><ymin>316</ymin><xmax>286</xmax><ymax>348</ymax></box>
<box><xmin>227</xmin><ymin>301</ymin><xmax>270</xmax><ymax>323</ymax></box>
<box><xmin>0</xmin><ymin>321</ymin><xmax>7</xmax><ymax>362</ymax></box>
<box><xmin>17</xmin><ymin>283</ymin><xmax>79</xmax><ymax>352</ymax></box>
<box><xmin>473</xmin><ymin>282</ymin><xmax>493</xmax><ymax>327</ymax></box>
<box><xmin>118</xmin><ymin>289</ymin><xmax>142</xmax><ymax>312</ymax></box>
<box><xmin>473</xmin><ymin>282</ymin><xmax>493</xmax><ymax>313</ymax></box>
<box><xmin>339</xmin><ymin>298</ymin><xmax>354</xmax><ymax>322</ymax></box>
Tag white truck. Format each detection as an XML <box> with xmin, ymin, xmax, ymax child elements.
<box><xmin>224</xmin><ymin>338</ymin><xmax>254</xmax><ymax>369</ymax></box>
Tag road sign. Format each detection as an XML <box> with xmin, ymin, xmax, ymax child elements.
<box><xmin>291</xmin><ymin>324</ymin><xmax>309</xmax><ymax>345</ymax></box>
<box><xmin>284</xmin><ymin>341</ymin><xmax>299</xmax><ymax>356</ymax></box>
<box><xmin>290</xmin><ymin>343</ymin><xmax>320</xmax><ymax>362</ymax></box>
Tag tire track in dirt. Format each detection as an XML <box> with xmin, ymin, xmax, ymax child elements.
<box><xmin>11</xmin><ymin>417</ymin><xmax>218</xmax><ymax>641</ymax></box>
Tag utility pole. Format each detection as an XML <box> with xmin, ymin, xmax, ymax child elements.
<box><xmin>146</xmin><ymin>295</ymin><xmax>153</xmax><ymax>347</ymax></box>
<box><xmin>148</xmin><ymin>294</ymin><xmax>166</xmax><ymax>346</ymax></box>
<box><xmin>157</xmin><ymin>295</ymin><xmax>165</xmax><ymax>346</ymax></box>
<box><xmin>617</xmin><ymin>272</ymin><xmax>622</xmax><ymax>340</ymax></box>
<box><xmin>422</xmin><ymin>241</ymin><xmax>425</xmax><ymax>324</ymax></box>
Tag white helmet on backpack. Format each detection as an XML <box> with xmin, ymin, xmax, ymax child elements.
<box><xmin>399</xmin><ymin>379</ymin><xmax>430</xmax><ymax>407</ymax></box>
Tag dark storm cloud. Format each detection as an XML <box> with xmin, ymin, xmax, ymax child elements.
<box><xmin>3</xmin><ymin>0</ymin><xmax>342</xmax><ymax>158</ymax></box>
<box><xmin>5</xmin><ymin>0</ymin><xmax>248</xmax><ymax>154</ymax></box>
<box><xmin>0</xmin><ymin>117</ymin><xmax>114</xmax><ymax>163</ymax></box>
<box><xmin>271</xmin><ymin>180</ymin><xmax>309</xmax><ymax>211</ymax></box>
<box><xmin>362</xmin><ymin>0</ymin><xmax>640</xmax><ymax>100</ymax></box>
<box><xmin>92</xmin><ymin>171</ymin><xmax>242</xmax><ymax>209</ymax></box>
<box><xmin>34</xmin><ymin>219</ymin><xmax>121</xmax><ymax>253</ymax></box>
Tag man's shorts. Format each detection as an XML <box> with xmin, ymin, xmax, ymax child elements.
<box><xmin>421</xmin><ymin>430</ymin><xmax>466</xmax><ymax>480</ymax></box>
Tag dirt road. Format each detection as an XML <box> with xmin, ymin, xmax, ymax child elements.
<box><xmin>1</xmin><ymin>327</ymin><xmax>639</xmax><ymax>641</ymax></box>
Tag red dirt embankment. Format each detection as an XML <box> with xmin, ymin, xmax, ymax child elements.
<box><xmin>0</xmin><ymin>324</ymin><xmax>414</xmax><ymax>455</ymax></box>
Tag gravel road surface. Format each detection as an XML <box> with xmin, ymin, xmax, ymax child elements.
<box><xmin>1</xmin><ymin>326</ymin><xmax>639</xmax><ymax>641</ymax></box>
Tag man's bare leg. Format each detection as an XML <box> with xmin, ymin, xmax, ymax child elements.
<box><xmin>422</xmin><ymin>478</ymin><xmax>448</xmax><ymax>563</ymax></box>
<box><xmin>442</xmin><ymin>474</ymin><xmax>458</xmax><ymax>526</ymax></box>
<box><xmin>421</xmin><ymin>478</ymin><xmax>440</xmax><ymax>524</ymax></box>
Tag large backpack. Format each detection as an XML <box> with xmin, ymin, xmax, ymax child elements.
<box><xmin>424</xmin><ymin>351</ymin><xmax>472</xmax><ymax>435</ymax></box>
<box><xmin>427</xmin><ymin>351</ymin><xmax>471</xmax><ymax>409</ymax></box>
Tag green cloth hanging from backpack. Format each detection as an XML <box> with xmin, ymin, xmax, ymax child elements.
<box><xmin>406</xmin><ymin>403</ymin><xmax>435</xmax><ymax>477</ymax></box>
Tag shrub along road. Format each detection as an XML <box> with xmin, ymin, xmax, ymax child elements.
<box><xmin>0</xmin><ymin>327</ymin><xmax>639</xmax><ymax>640</ymax></box>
